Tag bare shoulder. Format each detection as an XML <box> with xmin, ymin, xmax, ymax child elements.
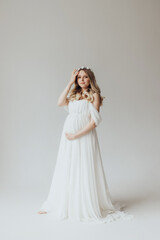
<box><xmin>93</xmin><ymin>92</ymin><xmax>100</xmax><ymax>101</ymax></box>
<box><xmin>92</xmin><ymin>93</ymin><xmax>101</xmax><ymax>112</ymax></box>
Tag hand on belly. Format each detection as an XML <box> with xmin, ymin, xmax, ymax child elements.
<box><xmin>65</xmin><ymin>132</ymin><xmax>76</xmax><ymax>140</ymax></box>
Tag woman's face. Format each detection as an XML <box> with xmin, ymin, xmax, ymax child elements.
<box><xmin>77</xmin><ymin>70</ymin><xmax>90</xmax><ymax>89</ymax></box>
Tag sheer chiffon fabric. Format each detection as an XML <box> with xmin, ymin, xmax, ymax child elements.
<box><xmin>40</xmin><ymin>99</ymin><xmax>133</xmax><ymax>224</ymax></box>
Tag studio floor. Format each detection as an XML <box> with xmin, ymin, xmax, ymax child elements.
<box><xmin>0</xmin><ymin>186</ymin><xmax>160</xmax><ymax>240</ymax></box>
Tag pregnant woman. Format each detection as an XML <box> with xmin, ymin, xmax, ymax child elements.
<box><xmin>38</xmin><ymin>67</ymin><xmax>133</xmax><ymax>224</ymax></box>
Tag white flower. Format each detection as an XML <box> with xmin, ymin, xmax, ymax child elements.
<box><xmin>77</xmin><ymin>66</ymin><xmax>90</xmax><ymax>71</ymax></box>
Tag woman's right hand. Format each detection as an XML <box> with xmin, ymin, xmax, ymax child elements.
<box><xmin>69</xmin><ymin>69</ymin><xmax>79</xmax><ymax>85</ymax></box>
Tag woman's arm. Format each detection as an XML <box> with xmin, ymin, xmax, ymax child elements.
<box><xmin>57</xmin><ymin>69</ymin><xmax>78</xmax><ymax>106</ymax></box>
<box><xmin>57</xmin><ymin>82</ymin><xmax>72</xmax><ymax>106</ymax></box>
<box><xmin>65</xmin><ymin>93</ymin><xmax>101</xmax><ymax>140</ymax></box>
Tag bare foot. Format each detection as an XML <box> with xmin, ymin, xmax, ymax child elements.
<box><xmin>37</xmin><ymin>210</ymin><xmax>47</xmax><ymax>214</ymax></box>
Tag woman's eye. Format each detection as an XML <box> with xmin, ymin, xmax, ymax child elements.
<box><xmin>78</xmin><ymin>76</ymin><xmax>88</xmax><ymax>79</ymax></box>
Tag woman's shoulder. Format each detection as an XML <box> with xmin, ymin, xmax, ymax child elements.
<box><xmin>93</xmin><ymin>92</ymin><xmax>100</xmax><ymax>99</ymax></box>
<box><xmin>92</xmin><ymin>93</ymin><xmax>101</xmax><ymax>112</ymax></box>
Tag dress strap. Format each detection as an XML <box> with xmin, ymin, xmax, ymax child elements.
<box><xmin>88</xmin><ymin>102</ymin><xmax>102</xmax><ymax>127</ymax></box>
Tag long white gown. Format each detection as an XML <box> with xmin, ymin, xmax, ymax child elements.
<box><xmin>39</xmin><ymin>99</ymin><xmax>133</xmax><ymax>224</ymax></box>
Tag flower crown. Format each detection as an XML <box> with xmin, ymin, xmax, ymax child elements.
<box><xmin>77</xmin><ymin>66</ymin><xmax>90</xmax><ymax>71</ymax></box>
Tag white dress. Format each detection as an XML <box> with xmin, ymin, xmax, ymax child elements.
<box><xmin>39</xmin><ymin>99</ymin><xmax>133</xmax><ymax>224</ymax></box>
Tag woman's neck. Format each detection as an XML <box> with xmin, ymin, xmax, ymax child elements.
<box><xmin>81</xmin><ymin>88</ymin><xmax>88</xmax><ymax>93</ymax></box>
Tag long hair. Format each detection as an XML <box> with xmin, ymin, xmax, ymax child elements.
<box><xmin>68</xmin><ymin>67</ymin><xmax>105</xmax><ymax>106</ymax></box>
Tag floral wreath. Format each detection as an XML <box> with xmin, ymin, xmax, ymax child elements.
<box><xmin>77</xmin><ymin>66</ymin><xmax>91</xmax><ymax>71</ymax></box>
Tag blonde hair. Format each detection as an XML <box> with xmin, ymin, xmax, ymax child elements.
<box><xmin>68</xmin><ymin>67</ymin><xmax>105</xmax><ymax>106</ymax></box>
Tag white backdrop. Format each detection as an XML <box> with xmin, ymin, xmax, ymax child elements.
<box><xmin>0</xmin><ymin>1</ymin><xmax>160</xmax><ymax>238</ymax></box>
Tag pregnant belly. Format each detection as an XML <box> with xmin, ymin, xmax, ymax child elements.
<box><xmin>63</xmin><ymin>114</ymin><xmax>90</xmax><ymax>133</ymax></box>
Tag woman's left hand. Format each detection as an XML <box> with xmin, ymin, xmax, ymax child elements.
<box><xmin>65</xmin><ymin>132</ymin><xmax>77</xmax><ymax>140</ymax></box>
